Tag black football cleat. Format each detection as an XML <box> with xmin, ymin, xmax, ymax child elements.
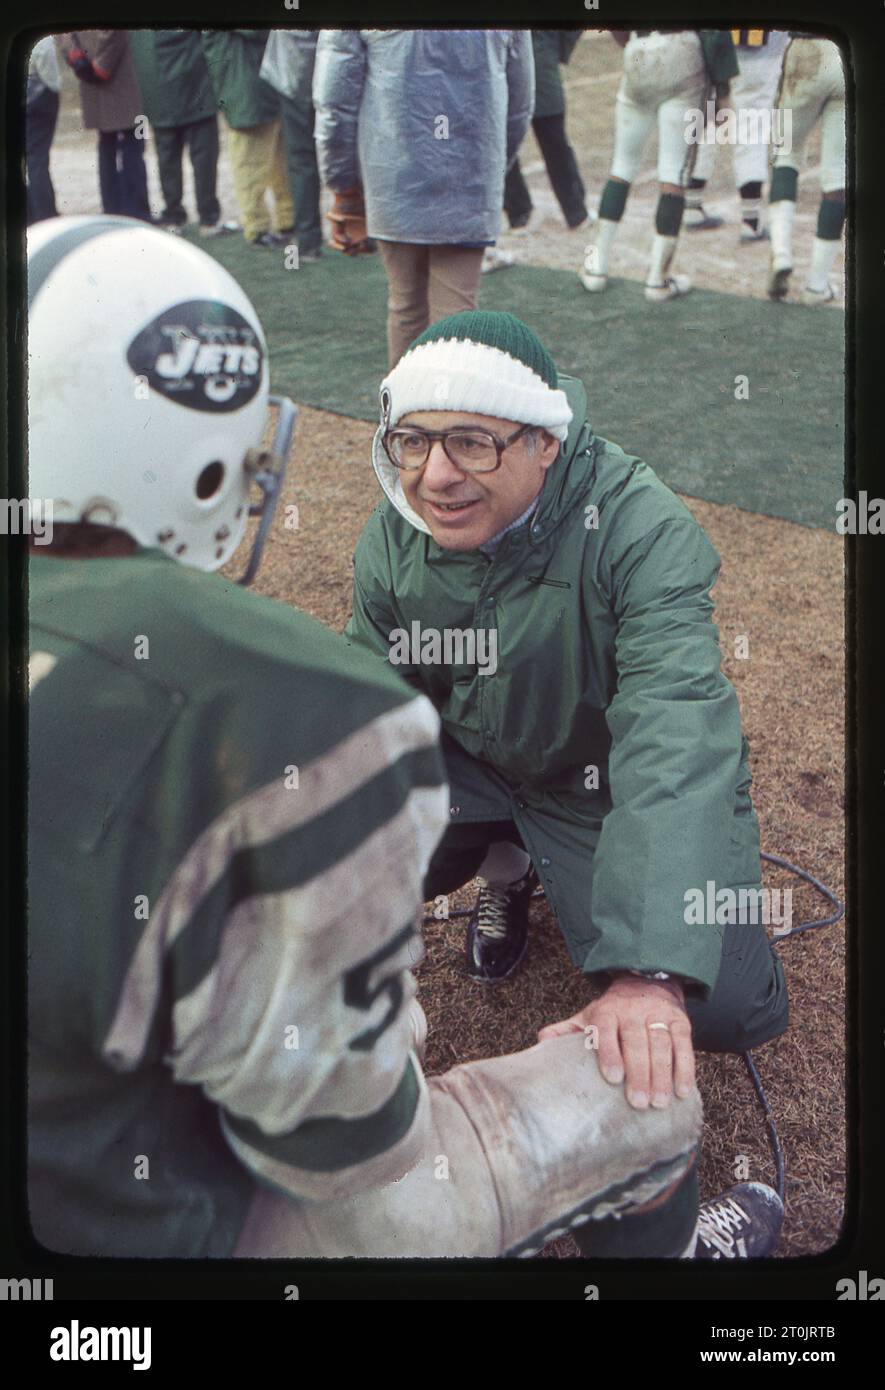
<box><xmin>690</xmin><ymin>1183</ymin><xmax>785</xmax><ymax>1259</ymax></box>
<box><xmin>683</xmin><ymin>206</ymin><xmax>725</xmax><ymax>232</ymax></box>
<box><xmin>768</xmin><ymin>264</ymin><xmax>793</xmax><ymax>301</ymax></box>
<box><xmin>465</xmin><ymin>867</ymin><xmax>538</xmax><ymax>984</ymax></box>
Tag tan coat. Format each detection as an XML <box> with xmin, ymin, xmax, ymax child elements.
<box><xmin>59</xmin><ymin>30</ymin><xmax>143</xmax><ymax>132</ymax></box>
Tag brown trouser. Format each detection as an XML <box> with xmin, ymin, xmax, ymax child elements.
<box><xmin>378</xmin><ymin>241</ymin><xmax>485</xmax><ymax>366</ymax></box>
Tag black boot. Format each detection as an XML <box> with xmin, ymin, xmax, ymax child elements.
<box><xmin>465</xmin><ymin>867</ymin><xmax>537</xmax><ymax>984</ymax></box>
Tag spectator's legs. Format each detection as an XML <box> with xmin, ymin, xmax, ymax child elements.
<box><xmin>683</xmin><ymin>132</ymin><xmax>717</xmax><ymax>229</ymax></box>
<box><xmin>26</xmin><ymin>86</ymin><xmax>60</xmax><ymax>224</ymax></box>
<box><xmin>267</xmin><ymin>120</ymin><xmax>295</xmax><ymax>234</ymax></box>
<box><xmin>98</xmin><ymin>131</ymin><xmax>121</xmax><ymax>214</ymax></box>
<box><xmin>278</xmin><ymin>92</ymin><xmax>322</xmax><ymax>255</ymax></box>
<box><xmin>377</xmin><ymin>241</ymin><xmax>431</xmax><ymax>366</ymax></box>
<box><xmin>153</xmin><ymin>125</ymin><xmax>187</xmax><ymax>226</ymax></box>
<box><xmin>227</xmin><ymin>123</ymin><xmax>273</xmax><ymax>242</ymax></box>
<box><xmin>503</xmin><ymin>157</ymin><xmax>533</xmax><ymax>229</ymax></box>
<box><xmin>118</xmin><ymin>128</ymin><xmax>151</xmax><ymax>221</ymax></box>
<box><xmin>532</xmin><ymin>113</ymin><xmax>588</xmax><ymax>228</ymax></box>
<box><xmin>427</xmin><ymin>246</ymin><xmax>484</xmax><ymax>325</ymax></box>
<box><xmin>186</xmin><ymin>116</ymin><xmax>221</xmax><ymax>228</ymax></box>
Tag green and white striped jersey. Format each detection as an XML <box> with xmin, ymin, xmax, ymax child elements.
<box><xmin>27</xmin><ymin>548</ymin><xmax>448</xmax><ymax>1257</ymax></box>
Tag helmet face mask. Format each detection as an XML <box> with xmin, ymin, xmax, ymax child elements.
<box><xmin>27</xmin><ymin>216</ymin><xmax>295</xmax><ymax>584</ymax></box>
<box><xmin>235</xmin><ymin>395</ymin><xmax>298</xmax><ymax>586</ymax></box>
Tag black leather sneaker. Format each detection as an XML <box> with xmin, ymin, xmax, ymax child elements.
<box><xmin>690</xmin><ymin>1183</ymin><xmax>785</xmax><ymax>1259</ymax></box>
<box><xmin>465</xmin><ymin>867</ymin><xmax>537</xmax><ymax>984</ymax></box>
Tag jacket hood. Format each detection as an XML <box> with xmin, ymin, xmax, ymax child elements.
<box><xmin>370</xmin><ymin>374</ymin><xmax>595</xmax><ymax>539</ymax></box>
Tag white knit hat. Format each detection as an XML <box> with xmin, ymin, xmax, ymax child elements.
<box><xmin>379</xmin><ymin>310</ymin><xmax>573</xmax><ymax>441</ymax></box>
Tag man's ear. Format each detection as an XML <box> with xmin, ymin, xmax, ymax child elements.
<box><xmin>539</xmin><ymin>431</ymin><xmax>561</xmax><ymax>471</ymax></box>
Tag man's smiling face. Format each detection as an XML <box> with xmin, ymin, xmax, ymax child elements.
<box><xmin>395</xmin><ymin>410</ymin><xmax>560</xmax><ymax>551</ymax></box>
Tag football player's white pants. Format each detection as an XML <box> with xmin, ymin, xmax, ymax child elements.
<box><xmin>233</xmin><ymin>1033</ymin><xmax>702</xmax><ymax>1259</ymax></box>
<box><xmin>772</xmin><ymin>38</ymin><xmax>846</xmax><ymax>192</ymax></box>
<box><xmin>693</xmin><ymin>35</ymin><xmax>790</xmax><ymax>186</ymax></box>
<box><xmin>611</xmin><ymin>32</ymin><xmax>707</xmax><ymax>187</ymax></box>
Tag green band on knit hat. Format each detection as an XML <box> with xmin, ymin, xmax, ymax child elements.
<box><xmin>380</xmin><ymin>310</ymin><xmax>573</xmax><ymax>442</ymax></box>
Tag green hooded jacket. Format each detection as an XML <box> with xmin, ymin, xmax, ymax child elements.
<box><xmin>128</xmin><ymin>29</ymin><xmax>216</xmax><ymax>128</ymax></box>
<box><xmin>200</xmin><ymin>29</ymin><xmax>279</xmax><ymax>129</ymax></box>
<box><xmin>530</xmin><ymin>30</ymin><xmax>582</xmax><ymax>119</ymax></box>
<box><xmin>345</xmin><ymin>376</ymin><xmax>762</xmax><ymax>995</ymax></box>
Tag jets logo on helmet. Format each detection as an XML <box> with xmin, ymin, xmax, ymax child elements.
<box><xmin>127</xmin><ymin>302</ymin><xmax>264</xmax><ymax>412</ymax></box>
<box><xmin>26</xmin><ymin>216</ymin><xmax>296</xmax><ymax>583</ymax></box>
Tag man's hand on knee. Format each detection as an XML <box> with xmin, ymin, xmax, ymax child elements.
<box><xmin>538</xmin><ymin>975</ymin><xmax>695</xmax><ymax>1110</ymax></box>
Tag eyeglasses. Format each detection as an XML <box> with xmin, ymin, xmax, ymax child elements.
<box><xmin>382</xmin><ymin>424</ymin><xmax>535</xmax><ymax>474</ymax></box>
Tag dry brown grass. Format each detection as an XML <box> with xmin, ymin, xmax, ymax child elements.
<box><xmin>233</xmin><ymin>403</ymin><xmax>846</xmax><ymax>1259</ymax></box>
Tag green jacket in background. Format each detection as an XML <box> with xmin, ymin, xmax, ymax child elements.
<box><xmin>128</xmin><ymin>29</ymin><xmax>216</xmax><ymax>128</ymax></box>
<box><xmin>530</xmin><ymin>29</ymin><xmax>583</xmax><ymax>118</ymax></box>
<box><xmin>200</xmin><ymin>28</ymin><xmax>278</xmax><ymax>129</ymax></box>
<box><xmin>346</xmin><ymin>375</ymin><xmax>762</xmax><ymax>995</ymax></box>
<box><xmin>699</xmin><ymin>29</ymin><xmax>739</xmax><ymax>94</ymax></box>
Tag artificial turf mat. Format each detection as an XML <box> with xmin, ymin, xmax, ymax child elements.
<box><xmin>193</xmin><ymin>231</ymin><xmax>844</xmax><ymax>531</ymax></box>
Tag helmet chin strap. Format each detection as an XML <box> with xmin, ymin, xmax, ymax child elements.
<box><xmin>237</xmin><ymin>395</ymin><xmax>298</xmax><ymax>586</ymax></box>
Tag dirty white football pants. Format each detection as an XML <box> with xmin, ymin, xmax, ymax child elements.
<box><xmin>771</xmin><ymin>37</ymin><xmax>846</xmax><ymax>190</ymax></box>
<box><xmin>611</xmin><ymin>31</ymin><xmax>708</xmax><ymax>187</ymax></box>
<box><xmin>233</xmin><ymin>1032</ymin><xmax>702</xmax><ymax>1259</ymax></box>
<box><xmin>692</xmin><ymin>33</ymin><xmax>790</xmax><ymax>186</ymax></box>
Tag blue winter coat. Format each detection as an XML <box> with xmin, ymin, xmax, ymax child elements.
<box><xmin>313</xmin><ymin>29</ymin><xmax>534</xmax><ymax>245</ymax></box>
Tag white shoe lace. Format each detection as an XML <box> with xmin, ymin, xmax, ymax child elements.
<box><xmin>694</xmin><ymin>1197</ymin><xmax>751</xmax><ymax>1258</ymax></box>
<box><xmin>474</xmin><ymin>878</ymin><xmax>512</xmax><ymax>941</ymax></box>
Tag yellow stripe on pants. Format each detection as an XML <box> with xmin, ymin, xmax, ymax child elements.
<box><xmin>227</xmin><ymin>120</ymin><xmax>295</xmax><ymax>242</ymax></box>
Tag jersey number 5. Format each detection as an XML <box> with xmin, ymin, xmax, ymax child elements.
<box><xmin>343</xmin><ymin>923</ymin><xmax>413</xmax><ymax>1052</ymax></box>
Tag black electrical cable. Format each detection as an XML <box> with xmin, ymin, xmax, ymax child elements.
<box><xmin>741</xmin><ymin>851</ymin><xmax>844</xmax><ymax>1203</ymax></box>
<box><xmin>425</xmin><ymin>849</ymin><xmax>845</xmax><ymax>1206</ymax></box>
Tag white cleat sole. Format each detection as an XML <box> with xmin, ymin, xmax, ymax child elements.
<box><xmin>800</xmin><ymin>283</ymin><xmax>836</xmax><ymax>306</ymax></box>
<box><xmin>579</xmin><ymin>270</ymin><xmax>608</xmax><ymax>293</ymax></box>
<box><xmin>644</xmin><ymin>274</ymin><xmax>692</xmax><ymax>303</ymax></box>
<box><xmin>481</xmin><ymin>249</ymin><xmax>516</xmax><ymax>274</ymax></box>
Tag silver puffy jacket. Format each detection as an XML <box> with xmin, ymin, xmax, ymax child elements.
<box><xmin>259</xmin><ymin>29</ymin><xmax>317</xmax><ymax>100</ymax></box>
<box><xmin>313</xmin><ymin>29</ymin><xmax>534</xmax><ymax>245</ymax></box>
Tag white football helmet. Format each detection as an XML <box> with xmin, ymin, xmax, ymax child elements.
<box><xmin>27</xmin><ymin>215</ymin><xmax>295</xmax><ymax>581</ymax></box>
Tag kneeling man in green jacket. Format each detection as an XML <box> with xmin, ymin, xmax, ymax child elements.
<box><xmin>346</xmin><ymin>310</ymin><xmax>789</xmax><ymax>1257</ymax></box>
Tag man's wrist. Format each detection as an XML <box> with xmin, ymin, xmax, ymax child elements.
<box><xmin>603</xmin><ymin>968</ymin><xmax>690</xmax><ymax>997</ymax></box>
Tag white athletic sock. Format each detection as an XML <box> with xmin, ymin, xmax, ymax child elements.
<box><xmin>646</xmin><ymin>233</ymin><xmax>677</xmax><ymax>286</ymax></box>
<box><xmin>477</xmin><ymin>841</ymin><xmax>531</xmax><ymax>888</ymax></box>
<box><xmin>768</xmin><ymin>198</ymin><xmax>796</xmax><ymax>269</ymax></box>
<box><xmin>806</xmin><ymin>236</ymin><xmax>840</xmax><ymax>293</ymax></box>
<box><xmin>740</xmin><ymin>196</ymin><xmax>762</xmax><ymax>230</ymax></box>
<box><xmin>591</xmin><ymin>217</ymin><xmax>620</xmax><ymax>277</ymax></box>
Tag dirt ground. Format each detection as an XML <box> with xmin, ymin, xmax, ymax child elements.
<box><xmin>40</xmin><ymin>30</ymin><xmax>845</xmax><ymax>1260</ymax></box>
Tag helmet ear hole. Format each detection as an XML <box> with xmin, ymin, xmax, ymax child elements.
<box><xmin>196</xmin><ymin>461</ymin><xmax>225</xmax><ymax>500</ymax></box>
